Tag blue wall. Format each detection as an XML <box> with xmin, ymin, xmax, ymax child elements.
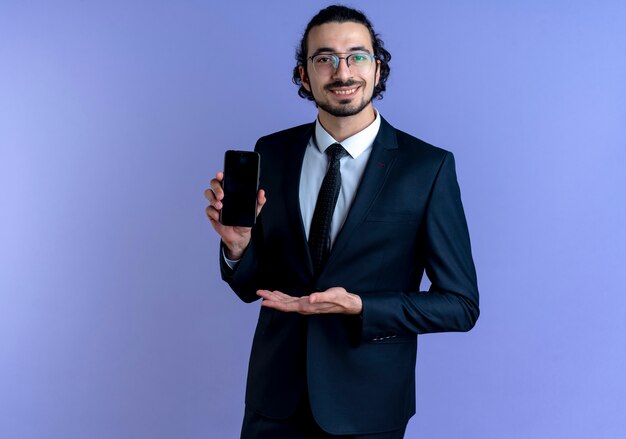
<box><xmin>1</xmin><ymin>1</ymin><xmax>625</xmax><ymax>437</ymax></box>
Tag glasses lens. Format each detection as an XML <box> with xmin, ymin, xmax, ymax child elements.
<box><xmin>347</xmin><ymin>54</ymin><xmax>373</xmax><ymax>73</ymax></box>
<box><xmin>312</xmin><ymin>54</ymin><xmax>338</xmax><ymax>75</ymax></box>
<box><xmin>311</xmin><ymin>53</ymin><xmax>374</xmax><ymax>74</ymax></box>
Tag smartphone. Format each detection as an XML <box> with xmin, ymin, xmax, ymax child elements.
<box><xmin>220</xmin><ymin>150</ymin><xmax>260</xmax><ymax>227</ymax></box>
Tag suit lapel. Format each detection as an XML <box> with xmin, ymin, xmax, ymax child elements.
<box><xmin>282</xmin><ymin>123</ymin><xmax>315</xmax><ymax>272</ymax></box>
<box><xmin>323</xmin><ymin>117</ymin><xmax>399</xmax><ymax>271</ymax></box>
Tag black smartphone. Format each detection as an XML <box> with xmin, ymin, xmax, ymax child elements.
<box><xmin>220</xmin><ymin>150</ymin><xmax>260</xmax><ymax>227</ymax></box>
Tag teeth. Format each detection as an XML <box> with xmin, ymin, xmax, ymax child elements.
<box><xmin>333</xmin><ymin>88</ymin><xmax>357</xmax><ymax>95</ymax></box>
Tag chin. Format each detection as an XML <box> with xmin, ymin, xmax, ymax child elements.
<box><xmin>318</xmin><ymin>100</ymin><xmax>372</xmax><ymax>118</ymax></box>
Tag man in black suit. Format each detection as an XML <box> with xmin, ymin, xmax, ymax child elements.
<box><xmin>205</xmin><ymin>5</ymin><xmax>479</xmax><ymax>438</ymax></box>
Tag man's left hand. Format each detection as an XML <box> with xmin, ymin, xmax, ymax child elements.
<box><xmin>257</xmin><ymin>287</ymin><xmax>362</xmax><ymax>315</ymax></box>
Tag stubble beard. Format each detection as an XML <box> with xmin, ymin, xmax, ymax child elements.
<box><xmin>314</xmin><ymin>81</ymin><xmax>374</xmax><ymax>118</ymax></box>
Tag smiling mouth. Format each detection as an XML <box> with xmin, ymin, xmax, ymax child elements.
<box><xmin>332</xmin><ymin>88</ymin><xmax>358</xmax><ymax>95</ymax></box>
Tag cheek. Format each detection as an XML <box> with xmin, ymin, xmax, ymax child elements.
<box><xmin>308</xmin><ymin>77</ymin><xmax>324</xmax><ymax>94</ymax></box>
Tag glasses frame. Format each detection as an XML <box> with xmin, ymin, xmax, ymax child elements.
<box><xmin>307</xmin><ymin>52</ymin><xmax>377</xmax><ymax>75</ymax></box>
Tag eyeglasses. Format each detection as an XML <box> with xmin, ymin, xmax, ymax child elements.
<box><xmin>308</xmin><ymin>52</ymin><xmax>377</xmax><ymax>75</ymax></box>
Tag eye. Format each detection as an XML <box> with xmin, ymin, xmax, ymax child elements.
<box><xmin>350</xmin><ymin>54</ymin><xmax>369</xmax><ymax>64</ymax></box>
<box><xmin>315</xmin><ymin>56</ymin><xmax>333</xmax><ymax>64</ymax></box>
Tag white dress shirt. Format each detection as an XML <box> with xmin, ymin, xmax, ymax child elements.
<box><xmin>224</xmin><ymin>110</ymin><xmax>381</xmax><ymax>267</ymax></box>
<box><xmin>299</xmin><ymin>110</ymin><xmax>381</xmax><ymax>247</ymax></box>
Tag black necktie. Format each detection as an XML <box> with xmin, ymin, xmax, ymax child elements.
<box><xmin>308</xmin><ymin>143</ymin><xmax>347</xmax><ymax>276</ymax></box>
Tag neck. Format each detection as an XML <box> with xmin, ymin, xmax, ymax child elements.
<box><xmin>317</xmin><ymin>105</ymin><xmax>376</xmax><ymax>142</ymax></box>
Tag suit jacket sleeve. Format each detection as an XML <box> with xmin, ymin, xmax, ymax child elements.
<box><xmin>220</xmin><ymin>237</ymin><xmax>261</xmax><ymax>303</ymax></box>
<box><xmin>359</xmin><ymin>151</ymin><xmax>479</xmax><ymax>339</ymax></box>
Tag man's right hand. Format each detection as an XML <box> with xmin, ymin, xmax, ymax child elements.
<box><xmin>204</xmin><ymin>171</ymin><xmax>266</xmax><ymax>260</ymax></box>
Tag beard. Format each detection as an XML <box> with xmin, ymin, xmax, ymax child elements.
<box><xmin>314</xmin><ymin>80</ymin><xmax>374</xmax><ymax>118</ymax></box>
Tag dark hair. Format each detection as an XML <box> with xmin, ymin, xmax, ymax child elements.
<box><xmin>292</xmin><ymin>4</ymin><xmax>391</xmax><ymax>101</ymax></box>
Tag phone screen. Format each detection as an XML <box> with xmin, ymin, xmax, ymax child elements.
<box><xmin>220</xmin><ymin>150</ymin><xmax>260</xmax><ymax>227</ymax></box>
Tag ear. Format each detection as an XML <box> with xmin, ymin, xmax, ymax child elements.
<box><xmin>374</xmin><ymin>59</ymin><xmax>381</xmax><ymax>87</ymax></box>
<box><xmin>299</xmin><ymin>65</ymin><xmax>311</xmax><ymax>92</ymax></box>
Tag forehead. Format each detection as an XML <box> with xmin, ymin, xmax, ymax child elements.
<box><xmin>307</xmin><ymin>21</ymin><xmax>373</xmax><ymax>54</ymax></box>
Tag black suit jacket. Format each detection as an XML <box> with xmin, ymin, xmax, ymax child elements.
<box><xmin>221</xmin><ymin>117</ymin><xmax>479</xmax><ymax>435</ymax></box>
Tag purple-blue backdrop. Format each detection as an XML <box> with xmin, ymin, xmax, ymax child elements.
<box><xmin>2</xmin><ymin>1</ymin><xmax>625</xmax><ymax>438</ymax></box>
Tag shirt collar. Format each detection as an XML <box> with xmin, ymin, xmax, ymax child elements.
<box><xmin>313</xmin><ymin>109</ymin><xmax>381</xmax><ymax>159</ymax></box>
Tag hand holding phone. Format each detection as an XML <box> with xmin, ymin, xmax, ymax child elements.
<box><xmin>204</xmin><ymin>150</ymin><xmax>264</xmax><ymax>260</ymax></box>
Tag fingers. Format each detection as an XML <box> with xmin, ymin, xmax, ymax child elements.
<box><xmin>257</xmin><ymin>290</ymin><xmax>296</xmax><ymax>302</ymax></box>
<box><xmin>256</xmin><ymin>189</ymin><xmax>267</xmax><ymax>216</ymax></box>
<box><xmin>204</xmin><ymin>172</ymin><xmax>224</xmax><ymax>202</ymax></box>
<box><xmin>203</xmin><ymin>171</ymin><xmax>256</xmax><ymax>259</ymax></box>
<box><xmin>205</xmin><ymin>205</ymin><xmax>220</xmax><ymax>223</ymax></box>
<box><xmin>204</xmin><ymin>171</ymin><xmax>266</xmax><ymax>217</ymax></box>
<box><xmin>204</xmin><ymin>174</ymin><xmax>225</xmax><ymax>226</ymax></box>
<box><xmin>204</xmin><ymin>172</ymin><xmax>224</xmax><ymax>222</ymax></box>
<box><xmin>212</xmin><ymin>172</ymin><xmax>224</xmax><ymax>200</ymax></box>
<box><xmin>257</xmin><ymin>289</ymin><xmax>349</xmax><ymax>315</ymax></box>
<box><xmin>259</xmin><ymin>291</ymin><xmax>307</xmax><ymax>313</ymax></box>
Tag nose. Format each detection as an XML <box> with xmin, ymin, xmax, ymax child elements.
<box><xmin>332</xmin><ymin>57</ymin><xmax>352</xmax><ymax>80</ymax></box>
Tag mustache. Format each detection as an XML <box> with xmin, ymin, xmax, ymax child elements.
<box><xmin>324</xmin><ymin>80</ymin><xmax>364</xmax><ymax>90</ymax></box>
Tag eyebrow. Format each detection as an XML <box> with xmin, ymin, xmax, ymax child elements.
<box><xmin>310</xmin><ymin>46</ymin><xmax>372</xmax><ymax>57</ymax></box>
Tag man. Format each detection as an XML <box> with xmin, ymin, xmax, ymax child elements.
<box><xmin>205</xmin><ymin>5</ymin><xmax>479</xmax><ymax>438</ymax></box>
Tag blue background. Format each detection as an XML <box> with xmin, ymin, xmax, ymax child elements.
<box><xmin>1</xmin><ymin>1</ymin><xmax>625</xmax><ymax>437</ymax></box>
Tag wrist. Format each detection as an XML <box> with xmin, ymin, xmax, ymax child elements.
<box><xmin>222</xmin><ymin>241</ymin><xmax>246</xmax><ymax>260</ymax></box>
<box><xmin>349</xmin><ymin>293</ymin><xmax>363</xmax><ymax>315</ymax></box>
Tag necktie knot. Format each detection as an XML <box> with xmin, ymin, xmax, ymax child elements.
<box><xmin>326</xmin><ymin>143</ymin><xmax>347</xmax><ymax>163</ymax></box>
